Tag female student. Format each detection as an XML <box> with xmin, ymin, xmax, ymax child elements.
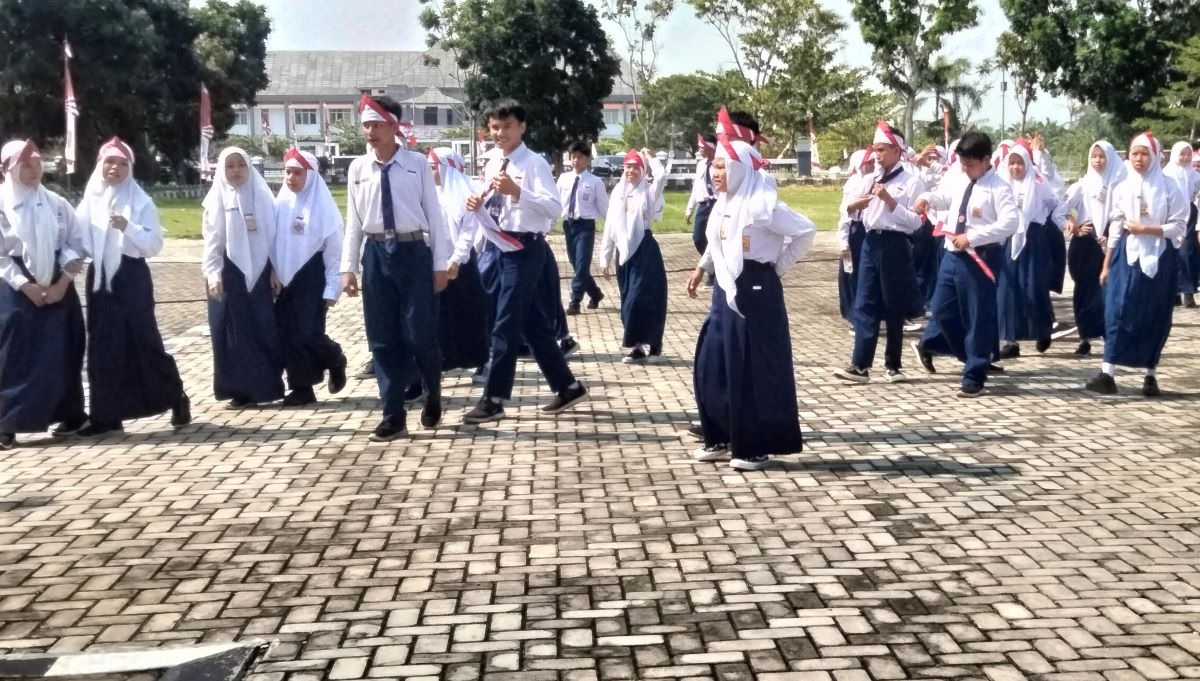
<box><xmin>836</xmin><ymin>148</ymin><xmax>874</xmax><ymax>323</ymax></box>
<box><xmin>1164</xmin><ymin>141</ymin><xmax>1200</xmax><ymax>307</ymax></box>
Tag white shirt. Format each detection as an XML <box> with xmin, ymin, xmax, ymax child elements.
<box><xmin>919</xmin><ymin>169</ymin><xmax>1020</xmax><ymax>251</ymax></box>
<box><xmin>341</xmin><ymin>146</ymin><xmax>449</xmax><ymax>275</ymax></box>
<box><xmin>699</xmin><ymin>203</ymin><xmax>817</xmax><ymax>276</ymax></box>
<box><xmin>0</xmin><ymin>191</ymin><xmax>83</xmax><ymax>290</ymax></box>
<box><xmin>481</xmin><ymin>143</ymin><xmax>561</xmax><ymax>234</ymax></box>
<box><xmin>861</xmin><ymin>163</ymin><xmax>925</xmax><ymax>234</ymax></box>
<box><xmin>685</xmin><ymin>157</ymin><xmax>716</xmax><ymax>217</ymax></box>
<box><xmin>557</xmin><ymin>170</ymin><xmax>608</xmax><ymax>221</ymax></box>
<box><xmin>79</xmin><ymin>200</ymin><xmax>164</xmax><ymax>260</ymax></box>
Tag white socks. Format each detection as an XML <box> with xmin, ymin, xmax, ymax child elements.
<box><xmin>1101</xmin><ymin>363</ymin><xmax>1115</xmax><ymax>377</ymax></box>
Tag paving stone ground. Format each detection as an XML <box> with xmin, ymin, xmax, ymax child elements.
<box><xmin>2</xmin><ymin>232</ymin><xmax>1200</xmax><ymax>681</ymax></box>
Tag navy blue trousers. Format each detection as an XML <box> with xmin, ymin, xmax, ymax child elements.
<box><xmin>837</xmin><ymin>220</ymin><xmax>865</xmax><ymax>322</ymax></box>
<box><xmin>539</xmin><ymin>244</ymin><xmax>570</xmax><ymax>341</ymax></box>
<box><xmin>362</xmin><ymin>239</ymin><xmax>441</xmax><ymax>425</ymax></box>
<box><xmin>920</xmin><ymin>248</ymin><xmax>1000</xmax><ymax>389</ymax></box>
<box><xmin>617</xmin><ymin>234</ymin><xmax>668</xmax><ymax>351</ymax></box>
<box><xmin>485</xmin><ymin>237</ymin><xmax>576</xmax><ymax>400</ymax></box>
<box><xmin>1067</xmin><ymin>236</ymin><xmax>1106</xmax><ymax>340</ymax></box>
<box><xmin>208</xmin><ymin>257</ymin><xmax>284</xmax><ymax>404</ymax></box>
<box><xmin>563</xmin><ymin>219</ymin><xmax>602</xmax><ymax>305</ymax></box>
<box><xmin>1178</xmin><ymin>205</ymin><xmax>1199</xmax><ymax>295</ymax></box>
<box><xmin>276</xmin><ymin>252</ymin><xmax>344</xmax><ymax>391</ymax></box>
<box><xmin>693</xmin><ymin>200</ymin><xmax>715</xmax><ymax>255</ymax></box>
<box><xmin>851</xmin><ymin>230</ymin><xmax>919</xmax><ymax>371</ymax></box>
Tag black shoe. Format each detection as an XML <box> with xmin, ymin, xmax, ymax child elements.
<box><xmin>587</xmin><ymin>292</ymin><xmax>605</xmax><ymax>310</ymax></box>
<box><xmin>283</xmin><ymin>388</ymin><xmax>317</xmax><ymax>407</ymax></box>
<box><xmin>1035</xmin><ymin>337</ymin><xmax>1051</xmax><ymax>353</ymax></box>
<box><xmin>1074</xmin><ymin>341</ymin><xmax>1091</xmax><ymax>357</ymax></box>
<box><xmin>227</xmin><ymin>397</ymin><xmax>254</xmax><ymax>409</ymax></box>
<box><xmin>420</xmin><ymin>401</ymin><xmax>443</xmax><ymax>429</ymax></box>
<box><xmin>1185</xmin><ymin>294</ymin><xmax>1197</xmax><ymax>309</ymax></box>
<box><xmin>622</xmin><ymin>346</ymin><xmax>648</xmax><ymax>364</ymax></box>
<box><xmin>566</xmin><ymin>302</ymin><xmax>581</xmax><ymax>316</ymax></box>
<box><xmin>1142</xmin><ymin>376</ymin><xmax>1161</xmax><ymax>397</ymax></box>
<box><xmin>171</xmin><ymin>394</ymin><xmax>192</xmax><ymax>427</ymax></box>
<box><xmin>463</xmin><ymin>398</ymin><xmax>505</xmax><ymax>424</ymax></box>
<box><xmin>998</xmin><ymin>343</ymin><xmax>1021</xmax><ymax>359</ymax></box>
<box><xmin>403</xmin><ymin>383</ymin><xmax>426</xmax><ymax>407</ymax></box>
<box><xmin>329</xmin><ymin>356</ymin><xmax>348</xmax><ymax>394</ymax></box>
<box><xmin>560</xmin><ymin>337</ymin><xmax>580</xmax><ymax>357</ymax></box>
<box><xmin>911</xmin><ymin>340</ymin><xmax>935</xmax><ymax>374</ymax></box>
<box><xmin>543</xmin><ymin>383</ymin><xmax>589</xmax><ymax>414</ymax></box>
<box><xmin>687</xmin><ymin>425</ymin><xmax>705</xmax><ymax>440</ymax></box>
<box><xmin>0</xmin><ymin>433</ymin><xmax>13</xmax><ymax>450</ymax></box>
<box><xmin>957</xmin><ymin>384</ymin><xmax>987</xmax><ymax>398</ymax></box>
<box><xmin>833</xmin><ymin>365</ymin><xmax>870</xmax><ymax>383</ymax></box>
<box><xmin>1085</xmin><ymin>372</ymin><xmax>1118</xmax><ymax>395</ymax></box>
<box><xmin>77</xmin><ymin>422</ymin><xmax>124</xmax><ymax>437</ymax></box>
<box><xmin>369</xmin><ymin>420</ymin><xmax>408</xmax><ymax>442</ymax></box>
<box><xmin>355</xmin><ymin>359</ymin><xmax>375</xmax><ymax>380</ymax></box>
<box><xmin>51</xmin><ymin>417</ymin><xmax>87</xmax><ymax>437</ymax></box>
<box><xmin>987</xmin><ymin>363</ymin><xmax>1006</xmax><ymax>374</ymax></box>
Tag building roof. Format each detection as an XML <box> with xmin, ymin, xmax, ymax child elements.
<box><xmin>261</xmin><ymin>49</ymin><xmax>464</xmax><ymax>97</ymax></box>
<box><xmin>399</xmin><ymin>87</ymin><xmax>463</xmax><ymax>106</ymax></box>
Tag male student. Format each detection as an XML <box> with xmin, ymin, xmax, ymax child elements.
<box><xmin>557</xmin><ymin>141</ymin><xmax>608</xmax><ymax>315</ymax></box>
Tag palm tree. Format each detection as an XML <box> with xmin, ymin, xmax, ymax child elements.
<box><xmin>920</xmin><ymin>56</ymin><xmax>988</xmax><ymax>130</ymax></box>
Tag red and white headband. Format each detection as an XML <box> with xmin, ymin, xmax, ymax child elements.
<box><xmin>359</xmin><ymin>94</ymin><xmax>399</xmax><ymax>125</ymax></box>
<box><xmin>872</xmin><ymin>120</ymin><xmax>904</xmax><ymax>149</ymax></box>
<box><xmin>1131</xmin><ymin>131</ymin><xmax>1161</xmax><ymax>157</ymax></box>
<box><xmin>696</xmin><ymin>134</ymin><xmax>715</xmax><ymax>151</ymax></box>
<box><xmin>623</xmin><ymin>149</ymin><xmax>645</xmax><ymax>168</ymax></box>
<box><xmin>98</xmin><ymin>136</ymin><xmax>134</xmax><ymax>164</ymax></box>
<box><xmin>1</xmin><ymin>140</ymin><xmax>38</xmax><ymax>174</ymax></box>
<box><xmin>715</xmin><ymin>107</ymin><xmax>766</xmax><ymax>145</ymax></box>
<box><xmin>283</xmin><ymin>148</ymin><xmax>316</xmax><ymax>171</ymax></box>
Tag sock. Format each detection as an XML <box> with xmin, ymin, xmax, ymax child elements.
<box><xmin>488</xmin><ymin>396</ymin><xmax>503</xmax><ymax>405</ymax></box>
<box><xmin>1101</xmin><ymin>362</ymin><xmax>1115</xmax><ymax>377</ymax></box>
<box><xmin>567</xmin><ymin>381</ymin><xmax>581</xmax><ymax>390</ymax></box>
<box><xmin>1145</xmin><ymin>367</ymin><xmax>1156</xmax><ymax>377</ymax></box>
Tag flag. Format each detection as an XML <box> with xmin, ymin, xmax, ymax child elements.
<box><xmin>321</xmin><ymin>104</ymin><xmax>331</xmax><ymax>149</ymax></box>
<box><xmin>199</xmin><ymin>84</ymin><xmax>214</xmax><ymax>178</ymax></box>
<box><xmin>807</xmin><ymin>110</ymin><xmax>822</xmax><ymax>169</ymax></box>
<box><xmin>260</xmin><ymin>108</ymin><xmax>271</xmax><ymax>155</ymax></box>
<box><xmin>63</xmin><ymin>40</ymin><xmax>78</xmax><ymax>175</ymax></box>
<box><xmin>942</xmin><ymin>103</ymin><xmax>951</xmax><ymax>151</ymax></box>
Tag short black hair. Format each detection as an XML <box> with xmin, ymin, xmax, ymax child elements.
<box><xmin>484</xmin><ymin>99</ymin><xmax>526</xmax><ymax>123</ymax></box>
<box><xmin>1193</xmin><ymin>140</ymin><xmax>1200</xmax><ymax>152</ymax></box>
<box><xmin>568</xmin><ymin>141</ymin><xmax>591</xmax><ymax>157</ymax></box>
<box><xmin>700</xmin><ymin>132</ymin><xmax>717</xmax><ymax>145</ymax></box>
<box><xmin>374</xmin><ymin>96</ymin><xmax>403</xmax><ymax>122</ymax></box>
<box><xmin>884</xmin><ymin>124</ymin><xmax>904</xmax><ymax>144</ymax></box>
<box><xmin>728</xmin><ymin>110</ymin><xmax>760</xmax><ymax>136</ymax></box>
<box><xmin>956</xmin><ymin>131</ymin><xmax>993</xmax><ymax>161</ymax></box>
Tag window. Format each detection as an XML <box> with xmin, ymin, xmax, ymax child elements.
<box><xmin>233</xmin><ymin>109</ymin><xmax>249</xmax><ymax>127</ymax></box>
<box><xmin>328</xmin><ymin>108</ymin><xmax>349</xmax><ymax>125</ymax></box>
<box><xmin>293</xmin><ymin>108</ymin><xmax>318</xmax><ymax>126</ymax></box>
<box><xmin>603</xmin><ymin>109</ymin><xmax>620</xmax><ymax>125</ymax></box>
<box><xmin>423</xmin><ymin>106</ymin><xmax>439</xmax><ymax>125</ymax></box>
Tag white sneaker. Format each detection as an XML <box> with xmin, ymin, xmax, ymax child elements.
<box><xmin>645</xmin><ymin>352</ymin><xmax>663</xmax><ymax>364</ymax></box>
<box><xmin>885</xmin><ymin>369</ymin><xmax>907</xmax><ymax>383</ymax></box>
<box><xmin>730</xmin><ymin>456</ymin><xmax>770</xmax><ymax>471</ymax></box>
<box><xmin>692</xmin><ymin>444</ymin><xmax>729</xmax><ymax>462</ymax></box>
<box><xmin>903</xmin><ymin>322</ymin><xmax>923</xmax><ymax>332</ymax></box>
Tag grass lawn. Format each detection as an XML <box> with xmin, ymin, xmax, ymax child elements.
<box><xmin>161</xmin><ymin>184</ymin><xmax>843</xmax><ymax>239</ymax></box>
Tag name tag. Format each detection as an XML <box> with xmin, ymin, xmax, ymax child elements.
<box><xmin>742</xmin><ymin>234</ymin><xmax>750</xmax><ymax>252</ymax></box>
<box><xmin>971</xmin><ymin>206</ymin><xmax>983</xmax><ymax>219</ymax></box>
<box><xmin>1140</xmin><ymin>201</ymin><xmax>1150</xmax><ymax>217</ymax></box>
<box><xmin>292</xmin><ymin>217</ymin><xmax>305</xmax><ymax>234</ymax></box>
<box><xmin>244</xmin><ymin>214</ymin><xmax>257</xmax><ymax>232</ymax></box>
<box><xmin>1097</xmin><ymin>187</ymin><xmax>1107</xmax><ymax>203</ymax></box>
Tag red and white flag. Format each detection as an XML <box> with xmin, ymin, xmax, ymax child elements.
<box><xmin>63</xmin><ymin>40</ymin><xmax>79</xmax><ymax>175</ymax></box>
<box><xmin>807</xmin><ymin>110</ymin><xmax>822</xmax><ymax>169</ymax></box>
<box><xmin>942</xmin><ymin>103</ymin><xmax>951</xmax><ymax>151</ymax></box>
<box><xmin>260</xmin><ymin>108</ymin><xmax>272</xmax><ymax>136</ymax></box>
<box><xmin>199</xmin><ymin>84</ymin><xmax>214</xmax><ymax>178</ymax></box>
<box><xmin>321</xmin><ymin>105</ymin><xmax>331</xmax><ymax>148</ymax></box>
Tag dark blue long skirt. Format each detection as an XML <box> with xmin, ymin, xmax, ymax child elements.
<box><xmin>1046</xmin><ymin>221</ymin><xmax>1067</xmax><ymax>294</ymax></box>
<box><xmin>837</xmin><ymin>220</ymin><xmax>865</xmax><ymax>321</ymax></box>
<box><xmin>1177</xmin><ymin>205</ymin><xmax>1199</xmax><ymax>295</ymax></box>
<box><xmin>538</xmin><ymin>243</ymin><xmax>570</xmax><ymax>341</ymax></box>
<box><xmin>208</xmin><ymin>256</ymin><xmax>284</xmax><ymax>403</ymax></box>
<box><xmin>912</xmin><ymin>218</ymin><xmax>943</xmax><ymax>311</ymax></box>
<box><xmin>85</xmin><ymin>256</ymin><xmax>183</xmax><ymax>424</ymax></box>
<box><xmin>617</xmin><ymin>233</ymin><xmax>668</xmax><ymax>351</ymax></box>
<box><xmin>1104</xmin><ymin>236</ymin><xmax>1178</xmax><ymax>369</ymax></box>
<box><xmin>997</xmin><ymin>225</ymin><xmax>1053</xmax><ymax>342</ymax></box>
<box><xmin>1067</xmin><ymin>236</ymin><xmax>1106</xmax><ymax>340</ymax></box>
<box><xmin>694</xmin><ymin>261</ymin><xmax>802</xmax><ymax>459</ymax></box>
<box><xmin>439</xmin><ymin>252</ymin><xmax>492</xmax><ymax>371</ymax></box>
<box><xmin>0</xmin><ymin>258</ymin><xmax>86</xmax><ymax>434</ymax></box>
<box><xmin>275</xmin><ymin>252</ymin><xmax>343</xmax><ymax>391</ymax></box>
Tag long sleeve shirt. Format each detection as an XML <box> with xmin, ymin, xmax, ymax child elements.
<box><xmin>480</xmin><ymin>144</ymin><xmax>561</xmax><ymax>234</ymax></box>
<box><xmin>919</xmin><ymin>169</ymin><xmax>1020</xmax><ymax>251</ymax></box>
<box><xmin>699</xmin><ymin>203</ymin><xmax>817</xmax><ymax>277</ymax></box>
<box><xmin>685</xmin><ymin>157</ymin><xmax>716</xmax><ymax>218</ymax></box>
<box><xmin>557</xmin><ymin>170</ymin><xmax>609</xmax><ymax>221</ymax></box>
<box><xmin>861</xmin><ymin>163</ymin><xmax>926</xmax><ymax>235</ymax></box>
<box><xmin>0</xmin><ymin>191</ymin><xmax>84</xmax><ymax>290</ymax></box>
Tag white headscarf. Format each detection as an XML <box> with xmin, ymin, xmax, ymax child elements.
<box><xmin>1119</xmin><ymin>133</ymin><xmax>1178</xmax><ymax>277</ymax></box>
<box><xmin>1004</xmin><ymin>145</ymin><xmax>1046</xmax><ymax>259</ymax></box>
<box><xmin>602</xmin><ymin>150</ymin><xmax>664</xmax><ymax>266</ymax></box>
<box><xmin>429</xmin><ymin>146</ymin><xmax>475</xmax><ymax>232</ymax></box>
<box><xmin>1</xmin><ymin>140</ymin><xmax>57</xmax><ymax>287</ymax></box>
<box><xmin>1079</xmin><ymin>141</ymin><xmax>1125</xmax><ymax>239</ymax></box>
<box><xmin>273</xmin><ymin>150</ymin><xmax>342</xmax><ymax>287</ymax></box>
<box><xmin>76</xmin><ymin>137</ymin><xmax>154</xmax><ymax>291</ymax></box>
<box><xmin>203</xmin><ymin>147</ymin><xmax>275</xmax><ymax>290</ymax></box>
<box><xmin>709</xmin><ymin>138</ymin><xmax>777</xmax><ymax>315</ymax></box>
<box><xmin>1164</xmin><ymin>141</ymin><xmax>1200</xmax><ymax>201</ymax></box>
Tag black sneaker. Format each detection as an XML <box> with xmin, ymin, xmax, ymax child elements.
<box><xmin>998</xmin><ymin>343</ymin><xmax>1021</xmax><ymax>359</ymax></box>
<box><xmin>566</xmin><ymin>302</ymin><xmax>581</xmax><ymax>316</ymax></box>
<box><xmin>833</xmin><ymin>365</ymin><xmax>870</xmax><ymax>383</ymax></box>
<box><xmin>283</xmin><ymin>388</ymin><xmax>317</xmax><ymax>407</ymax></box>
<box><xmin>622</xmin><ymin>346</ymin><xmax>648</xmax><ymax>364</ymax></box>
<box><xmin>957</xmin><ymin>384</ymin><xmax>987</xmax><ymax>398</ymax></box>
<box><xmin>77</xmin><ymin>422</ymin><xmax>124</xmax><ymax>437</ymax></box>
<box><xmin>420</xmin><ymin>401</ymin><xmax>443</xmax><ymax>429</ymax></box>
<box><xmin>1085</xmin><ymin>372</ymin><xmax>1118</xmax><ymax>395</ymax></box>
<box><xmin>1035</xmin><ymin>337</ymin><xmax>1052</xmax><ymax>353</ymax></box>
<box><xmin>0</xmin><ymin>433</ymin><xmax>13</xmax><ymax>450</ymax></box>
<box><xmin>987</xmin><ymin>363</ymin><xmax>1006</xmax><ymax>374</ymax></box>
<box><xmin>587</xmin><ymin>292</ymin><xmax>605</xmax><ymax>310</ymax></box>
<box><xmin>171</xmin><ymin>393</ymin><xmax>192</xmax><ymax>427</ymax></box>
<box><xmin>560</xmin><ymin>337</ymin><xmax>580</xmax><ymax>357</ymax></box>
<box><xmin>687</xmin><ymin>425</ymin><xmax>705</xmax><ymax>440</ymax></box>
<box><xmin>329</xmin><ymin>355</ymin><xmax>348</xmax><ymax>394</ymax></box>
<box><xmin>543</xmin><ymin>383</ymin><xmax>589</xmax><ymax>414</ymax></box>
<box><xmin>355</xmin><ymin>359</ymin><xmax>375</xmax><ymax>380</ymax></box>
<box><xmin>369</xmin><ymin>420</ymin><xmax>408</xmax><ymax>442</ymax></box>
<box><xmin>911</xmin><ymin>340</ymin><xmax>935</xmax><ymax>374</ymax></box>
<box><xmin>227</xmin><ymin>397</ymin><xmax>254</xmax><ymax>410</ymax></box>
<box><xmin>51</xmin><ymin>417</ymin><xmax>87</xmax><ymax>437</ymax></box>
<box><xmin>1185</xmin><ymin>294</ymin><xmax>1197</xmax><ymax>309</ymax></box>
<box><xmin>463</xmin><ymin>398</ymin><xmax>505</xmax><ymax>424</ymax></box>
<box><xmin>1074</xmin><ymin>341</ymin><xmax>1091</xmax><ymax>357</ymax></box>
<box><xmin>1142</xmin><ymin>376</ymin><xmax>1161</xmax><ymax>397</ymax></box>
<box><xmin>403</xmin><ymin>384</ymin><xmax>426</xmax><ymax>407</ymax></box>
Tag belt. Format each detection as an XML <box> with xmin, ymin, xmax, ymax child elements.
<box><xmin>500</xmin><ymin>231</ymin><xmax>545</xmax><ymax>244</ymax></box>
<box><xmin>866</xmin><ymin>228</ymin><xmax>906</xmax><ymax>236</ymax></box>
<box><xmin>367</xmin><ymin>230</ymin><xmax>425</xmax><ymax>242</ymax></box>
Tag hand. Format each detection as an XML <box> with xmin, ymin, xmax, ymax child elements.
<box><xmin>871</xmin><ymin>184</ymin><xmax>896</xmax><ymax>210</ymax></box>
<box><xmin>847</xmin><ymin>196</ymin><xmax>872</xmax><ymax>212</ymax></box>
<box><xmin>1098</xmin><ymin>236</ymin><xmax>1107</xmax><ymax>248</ymax></box>
<box><xmin>841</xmin><ymin>248</ymin><xmax>851</xmax><ymax>260</ymax></box>
<box><xmin>63</xmin><ymin>259</ymin><xmax>83</xmax><ymax>277</ymax></box>
<box><xmin>20</xmin><ymin>282</ymin><xmax>45</xmax><ymax>307</ymax></box>
<box><xmin>325</xmin><ymin>298</ymin><xmax>336</xmax><ymax>310</ymax></box>
<box><xmin>1127</xmin><ymin>220</ymin><xmax>1145</xmax><ymax>235</ymax></box>
<box><xmin>952</xmin><ymin>234</ymin><xmax>971</xmax><ymax>250</ymax></box>
<box><xmin>207</xmin><ymin>281</ymin><xmax>223</xmax><ymax>300</ymax></box>
<box><xmin>602</xmin><ymin>266</ymin><xmax>613</xmax><ymax>279</ymax></box>
<box><xmin>109</xmin><ymin>215</ymin><xmax>128</xmax><ymax>231</ymax></box>
<box><xmin>466</xmin><ymin>195</ymin><xmax>483</xmax><ymax>212</ymax></box>
<box><xmin>492</xmin><ymin>172</ymin><xmax>520</xmax><ymax>198</ymax></box>
<box><xmin>433</xmin><ymin>270</ymin><xmax>449</xmax><ymax>294</ymax></box>
<box><xmin>1031</xmin><ymin>134</ymin><xmax>1045</xmax><ymax>152</ymax></box>
<box><xmin>686</xmin><ymin>267</ymin><xmax>705</xmax><ymax>299</ymax></box>
<box><xmin>342</xmin><ymin>273</ymin><xmax>359</xmax><ymax>297</ymax></box>
<box><xmin>1100</xmin><ymin>268</ymin><xmax>1109</xmax><ymax>286</ymax></box>
<box><xmin>447</xmin><ymin>261</ymin><xmax>460</xmax><ymax>280</ymax></box>
<box><xmin>919</xmin><ymin>143</ymin><xmax>939</xmax><ymax>165</ymax></box>
<box><xmin>640</xmin><ymin>148</ymin><xmax>652</xmax><ymax>158</ymax></box>
<box><xmin>914</xmin><ymin>199</ymin><xmax>930</xmax><ymax>215</ymax></box>
<box><xmin>1080</xmin><ymin>222</ymin><xmax>1094</xmax><ymax>236</ymax></box>
<box><xmin>685</xmin><ymin>213</ymin><xmax>693</xmax><ymax>226</ymax></box>
<box><xmin>270</xmin><ymin>270</ymin><xmax>283</xmax><ymax>297</ymax></box>
<box><xmin>1065</xmin><ymin>217</ymin><xmax>1078</xmax><ymax>235</ymax></box>
<box><xmin>43</xmin><ymin>279</ymin><xmax>69</xmax><ymax>305</ymax></box>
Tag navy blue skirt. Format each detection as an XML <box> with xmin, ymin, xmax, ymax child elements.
<box><xmin>1067</xmin><ymin>236</ymin><xmax>1106</xmax><ymax>340</ymax></box>
<box><xmin>912</xmin><ymin>218</ymin><xmax>943</xmax><ymax>310</ymax></box>
<box><xmin>439</xmin><ymin>253</ymin><xmax>492</xmax><ymax>371</ymax></box>
<box><xmin>837</xmin><ymin>220</ymin><xmax>865</xmax><ymax>321</ymax></box>
<box><xmin>1177</xmin><ymin>204</ymin><xmax>1199</xmax><ymax>295</ymax></box>
<box><xmin>86</xmin><ymin>256</ymin><xmax>183</xmax><ymax>424</ymax></box>
<box><xmin>1104</xmin><ymin>236</ymin><xmax>1178</xmax><ymax>369</ymax></box>
<box><xmin>997</xmin><ymin>226</ymin><xmax>1053</xmax><ymax>342</ymax></box>
<box><xmin>208</xmin><ymin>256</ymin><xmax>284</xmax><ymax>403</ymax></box>
<box><xmin>617</xmin><ymin>233</ymin><xmax>668</xmax><ymax>350</ymax></box>
<box><xmin>694</xmin><ymin>261</ymin><xmax>802</xmax><ymax>458</ymax></box>
<box><xmin>1045</xmin><ymin>221</ymin><xmax>1067</xmax><ymax>293</ymax></box>
<box><xmin>0</xmin><ymin>258</ymin><xmax>86</xmax><ymax>433</ymax></box>
<box><xmin>275</xmin><ymin>252</ymin><xmax>343</xmax><ymax>390</ymax></box>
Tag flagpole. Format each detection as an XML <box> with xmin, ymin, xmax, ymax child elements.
<box><xmin>63</xmin><ymin>39</ymin><xmax>78</xmax><ymax>190</ymax></box>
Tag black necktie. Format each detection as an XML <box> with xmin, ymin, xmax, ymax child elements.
<box><xmin>955</xmin><ymin>180</ymin><xmax>977</xmax><ymax>235</ymax></box>
<box><xmin>567</xmin><ymin>175</ymin><xmax>580</xmax><ymax>219</ymax></box>
<box><xmin>486</xmin><ymin>158</ymin><xmax>510</xmax><ymax>223</ymax></box>
<box><xmin>376</xmin><ymin>160</ymin><xmax>395</xmax><ymax>233</ymax></box>
<box><xmin>872</xmin><ymin>164</ymin><xmax>905</xmax><ymax>192</ymax></box>
<box><xmin>704</xmin><ymin>162</ymin><xmax>714</xmax><ymax>198</ymax></box>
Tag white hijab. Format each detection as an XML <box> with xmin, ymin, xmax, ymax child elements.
<box><xmin>1079</xmin><ymin>141</ymin><xmax>1125</xmax><ymax>239</ymax></box>
<box><xmin>1004</xmin><ymin>145</ymin><xmax>1046</xmax><ymax>259</ymax></box>
<box><xmin>1164</xmin><ymin>141</ymin><xmax>1200</xmax><ymax>200</ymax></box>
<box><xmin>709</xmin><ymin>139</ymin><xmax>777</xmax><ymax>315</ymax></box>
<box><xmin>1119</xmin><ymin>133</ymin><xmax>1178</xmax><ymax>278</ymax></box>
<box><xmin>602</xmin><ymin>151</ymin><xmax>664</xmax><ymax>266</ymax></box>
<box><xmin>429</xmin><ymin>147</ymin><xmax>475</xmax><ymax>234</ymax></box>
<box><xmin>1</xmin><ymin>140</ymin><xmax>57</xmax><ymax>287</ymax></box>
<box><xmin>273</xmin><ymin>150</ymin><xmax>342</xmax><ymax>287</ymax></box>
<box><xmin>203</xmin><ymin>147</ymin><xmax>275</xmax><ymax>290</ymax></box>
<box><xmin>77</xmin><ymin>138</ymin><xmax>154</xmax><ymax>291</ymax></box>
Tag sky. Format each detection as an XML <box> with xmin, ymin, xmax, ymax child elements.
<box><xmin>245</xmin><ymin>0</ymin><xmax>1073</xmax><ymax>129</ymax></box>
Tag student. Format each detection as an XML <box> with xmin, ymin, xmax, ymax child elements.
<box><xmin>1086</xmin><ymin>132</ymin><xmax>1189</xmax><ymax>397</ymax></box>
<box><xmin>203</xmin><ymin>147</ymin><xmax>284</xmax><ymax>409</ymax></box>
<box><xmin>600</xmin><ymin>149</ymin><xmax>670</xmax><ymax>364</ymax></box>
<box><xmin>687</xmin><ymin>136</ymin><xmax>815</xmax><ymax>470</ymax></box>
<box><xmin>836</xmin><ymin>148</ymin><xmax>874</xmax><ymax>323</ymax></box>
<box><xmin>685</xmin><ymin>133</ymin><xmax>717</xmax><ymax>257</ymax></box>
<box><xmin>912</xmin><ymin>131</ymin><xmax>1020</xmax><ymax>397</ymax></box>
<box><xmin>0</xmin><ymin>140</ymin><xmax>88</xmax><ymax>449</ymax></box>
<box><xmin>557</xmin><ymin>141</ymin><xmax>608</xmax><ymax>314</ymax></box>
<box><xmin>341</xmin><ymin>95</ymin><xmax>449</xmax><ymax>440</ymax></box>
<box><xmin>75</xmin><ymin>137</ymin><xmax>190</xmax><ymax>435</ymax></box>
<box><xmin>272</xmin><ymin>149</ymin><xmax>348</xmax><ymax>407</ymax></box>
<box><xmin>1164</xmin><ymin>141</ymin><xmax>1200</xmax><ymax>307</ymax></box>
<box><xmin>462</xmin><ymin>99</ymin><xmax>588</xmax><ymax>423</ymax></box>
<box><xmin>833</xmin><ymin>121</ymin><xmax>926</xmax><ymax>384</ymax></box>
<box><xmin>1063</xmin><ymin>141</ymin><xmax>1125</xmax><ymax>355</ymax></box>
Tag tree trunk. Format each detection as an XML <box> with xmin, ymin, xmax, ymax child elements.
<box><xmin>904</xmin><ymin>95</ymin><xmax>916</xmax><ymax>145</ymax></box>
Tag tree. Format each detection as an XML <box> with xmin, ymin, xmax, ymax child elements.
<box><xmin>1136</xmin><ymin>36</ymin><xmax>1200</xmax><ymax>140</ymax></box>
<box><xmin>995</xmin><ymin>32</ymin><xmax>1039</xmax><ymax>134</ymax></box>
<box><xmin>620</xmin><ymin>71</ymin><xmax>741</xmax><ymax>151</ymax></box>
<box><xmin>419</xmin><ymin>0</ymin><xmax>619</xmax><ymax>158</ymax></box>
<box><xmin>599</xmin><ymin>0</ymin><xmax>675</xmax><ymax>146</ymax></box>
<box><xmin>192</xmin><ymin>1</ymin><xmax>271</xmax><ymax>141</ymax></box>
<box><xmin>820</xmin><ymin>90</ymin><xmax>901</xmax><ymax>164</ymax></box>
<box><xmin>849</xmin><ymin>0</ymin><xmax>980</xmax><ymax>141</ymax></box>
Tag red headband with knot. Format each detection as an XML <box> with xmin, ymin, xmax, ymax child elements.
<box><xmin>623</xmin><ymin>150</ymin><xmax>644</xmax><ymax>168</ymax></box>
<box><xmin>696</xmin><ymin>134</ymin><xmax>715</xmax><ymax>151</ymax></box>
<box><xmin>283</xmin><ymin>148</ymin><xmax>314</xmax><ymax>170</ymax></box>
<box><xmin>98</xmin><ymin>136</ymin><xmax>134</xmax><ymax>163</ymax></box>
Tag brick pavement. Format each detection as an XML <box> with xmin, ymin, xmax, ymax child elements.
<box><xmin>1</xmin><ymin>232</ymin><xmax>1199</xmax><ymax>681</ymax></box>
